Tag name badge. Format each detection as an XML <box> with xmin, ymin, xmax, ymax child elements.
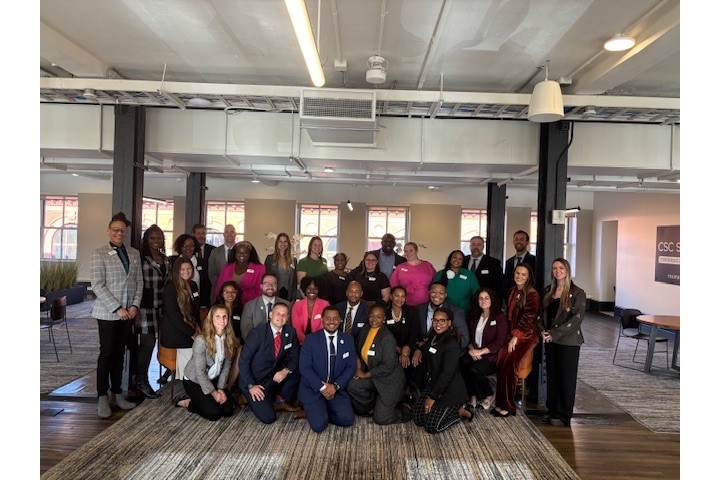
<box><xmin>247</xmin><ymin>268</ymin><xmax>255</xmax><ymax>273</ymax></box>
<box><xmin>357</xmin><ymin>323</ymin><xmax>365</xmax><ymax>328</ymax></box>
<box><xmin>459</xmin><ymin>274</ymin><xmax>467</xmax><ymax>280</ymax></box>
<box><xmin>284</xmin><ymin>343</ymin><xmax>292</xmax><ymax>350</ymax></box>
<box><xmin>386</xmin><ymin>320</ymin><xmax>396</xmax><ymax>325</ymax></box>
<box><xmin>314</xmin><ymin>314</ymin><xmax>322</xmax><ymax>320</ymax></box>
<box><xmin>192</xmin><ymin>291</ymin><xmax>199</xmax><ymax>297</ymax></box>
<box><xmin>368</xmin><ymin>277</ymin><xmax>376</xmax><ymax>281</ymax></box>
<box><xmin>233</xmin><ymin>315</ymin><xmax>240</xmax><ymax>320</ymax></box>
<box><xmin>342</xmin><ymin>352</ymin><xmax>350</xmax><ymax>359</ymax></box>
<box><xmin>400</xmin><ymin>268</ymin><xmax>409</xmax><ymax>272</ymax></box>
<box><xmin>481</xmin><ymin>269</ymin><xmax>489</xmax><ymax>274</ymax></box>
<box><xmin>196</xmin><ymin>266</ymin><xmax>203</xmax><ymax>271</ymax></box>
<box><xmin>368</xmin><ymin>350</ymin><xmax>376</xmax><ymax>356</ymax></box>
<box><xmin>429</xmin><ymin>347</ymin><xmax>437</xmax><ymax>354</ymax></box>
<box><xmin>108</xmin><ymin>250</ymin><xmax>117</xmax><ymax>256</ymax></box>
<box><xmin>490</xmin><ymin>320</ymin><xmax>496</xmax><ymax>326</ymax></box>
<box><xmin>339</xmin><ymin>276</ymin><xmax>346</xmax><ymax>280</ymax></box>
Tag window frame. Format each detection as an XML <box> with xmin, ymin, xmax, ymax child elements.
<box><xmin>297</xmin><ymin>203</ymin><xmax>340</xmax><ymax>268</ymax></box>
<box><xmin>459</xmin><ymin>208</ymin><xmax>488</xmax><ymax>254</ymax></box>
<box><xmin>365</xmin><ymin>206</ymin><xmax>409</xmax><ymax>253</ymax></box>
<box><xmin>41</xmin><ymin>195</ymin><xmax>78</xmax><ymax>260</ymax></box>
<box><xmin>205</xmin><ymin>201</ymin><xmax>245</xmax><ymax>247</ymax></box>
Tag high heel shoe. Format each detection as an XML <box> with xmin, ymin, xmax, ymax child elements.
<box><xmin>460</xmin><ymin>404</ymin><xmax>475</xmax><ymax>423</ymax></box>
<box><xmin>491</xmin><ymin>408</ymin><xmax>515</xmax><ymax>418</ymax></box>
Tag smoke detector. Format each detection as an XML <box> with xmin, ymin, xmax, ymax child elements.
<box><xmin>366</xmin><ymin>55</ymin><xmax>388</xmax><ymax>84</ymax></box>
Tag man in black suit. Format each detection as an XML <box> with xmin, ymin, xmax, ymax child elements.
<box><xmin>359</xmin><ymin>233</ymin><xmax>406</xmax><ymax>279</ymax></box>
<box><xmin>193</xmin><ymin>223</ymin><xmax>215</xmax><ymax>309</ymax></box>
<box><xmin>462</xmin><ymin>235</ymin><xmax>503</xmax><ymax>300</ymax></box>
<box><xmin>239</xmin><ymin>303</ymin><xmax>301</xmax><ymax>423</ymax></box>
<box><xmin>503</xmin><ymin>229</ymin><xmax>537</xmax><ymax>301</ymax></box>
<box><xmin>335</xmin><ymin>281</ymin><xmax>369</xmax><ymax>339</ymax></box>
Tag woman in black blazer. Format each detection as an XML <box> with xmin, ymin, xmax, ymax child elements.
<box><xmin>410</xmin><ymin>307</ymin><xmax>473</xmax><ymax>433</ymax></box>
<box><xmin>459</xmin><ymin>288</ymin><xmax>509</xmax><ymax>410</ymax></box>
<box><xmin>540</xmin><ymin>257</ymin><xmax>587</xmax><ymax>427</ymax></box>
<box><xmin>161</xmin><ymin>257</ymin><xmax>200</xmax><ymax>380</ymax></box>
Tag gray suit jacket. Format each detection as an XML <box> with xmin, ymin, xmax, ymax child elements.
<box><xmin>183</xmin><ymin>334</ymin><xmax>232</xmax><ymax>395</ymax></box>
<box><xmin>239</xmin><ymin>296</ymin><xmax>291</xmax><ymax>341</ymax></box>
<box><xmin>208</xmin><ymin>244</ymin><xmax>232</xmax><ymax>297</ymax></box>
<box><xmin>90</xmin><ymin>243</ymin><xmax>143</xmax><ymax>321</ymax></box>
<box><xmin>353</xmin><ymin>324</ymin><xmax>405</xmax><ymax>406</ymax></box>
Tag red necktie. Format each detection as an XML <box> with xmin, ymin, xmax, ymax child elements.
<box><xmin>274</xmin><ymin>331</ymin><xmax>281</xmax><ymax>358</ymax></box>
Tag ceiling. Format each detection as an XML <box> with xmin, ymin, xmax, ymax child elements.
<box><xmin>39</xmin><ymin>0</ymin><xmax>680</xmax><ymax>193</ymax></box>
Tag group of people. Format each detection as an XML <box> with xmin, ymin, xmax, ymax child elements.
<box><xmin>90</xmin><ymin>212</ymin><xmax>586</xmax><ymax>433</ymax></box>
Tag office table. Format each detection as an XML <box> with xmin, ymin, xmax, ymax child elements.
<box><xmin>636</xmin><ymin>314</ymin><xmax>680</xmax><ymax>374</ymax></box>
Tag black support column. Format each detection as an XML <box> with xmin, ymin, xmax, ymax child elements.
<box><xmin>112</xmin><ymin>105</ymin><xmax>146</xmax><ymax>250</ymax></box>
<box><xmin>185</xmin><ymin>173</ymin><xmax>207</xmax><ymax>232</ymax></box>
<box><xmin>486</xmin><ymin>182</ymin><xmax>506</xmax><ymax>260</ymax></box>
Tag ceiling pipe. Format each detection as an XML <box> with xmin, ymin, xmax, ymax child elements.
<box><xmin>416</xmin><ymin>0</ymin><xmax>452</xmax><ymax>89</ymax></box>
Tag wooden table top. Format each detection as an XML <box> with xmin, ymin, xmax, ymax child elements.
<box><xmin>637</xmin><ymin>314</ymin><xmax>680</xmax><ymax>330</ymax></box>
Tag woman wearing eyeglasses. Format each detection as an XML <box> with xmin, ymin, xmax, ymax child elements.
<box><xmin>349</xmin><ymin>251</ymin><xmax>391</xmax><ymax>304</ymax></box>
<box><xmin>410</xmin><ymin>307</ymin><xmax>473</xmax><ymax>433</ymax></box>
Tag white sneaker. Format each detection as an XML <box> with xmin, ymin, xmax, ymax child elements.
<box><xmin>108</xmin><ymin>391</ymin><xmax>136</xmax><ymax>410</ymax></box>
<box><xmin>97</xmin><ymin>395</ymin><xmax>112</xmax><ymax>418</ymax></box>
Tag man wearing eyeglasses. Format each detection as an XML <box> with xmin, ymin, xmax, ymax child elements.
<box><xmin>240</xmin><ymin>273</ymin><xmax>291</xmax><ymax>342</ymax></box>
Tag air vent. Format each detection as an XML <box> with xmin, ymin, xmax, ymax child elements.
<box><xmin>300</xmin><ymin>88</ymin><xmax>377</xmax><ymax>146</ymax></box>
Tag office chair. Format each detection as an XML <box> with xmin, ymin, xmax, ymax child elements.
<box><xmin>612</xmin><ymin>308</ymin><xmax>669</xmax><ymax>369</ymax></box>
<box><xmin>40</xmin><ymin>296</ymin><xmax>72</xmax><ymax>361</ymax></box>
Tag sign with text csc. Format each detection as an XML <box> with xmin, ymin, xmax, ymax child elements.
<box><xmin>655</xmin><ymin>225</ymin><xmax>679</xmax><ymax>285</ymax></box>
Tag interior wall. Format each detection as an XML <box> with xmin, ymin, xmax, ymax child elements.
<box><xmin>244</xmin><ymin>198</ymin><xmax>297</xmax><ymax>260</ymax></box>
<box><xmin>505</xmin><ymin>207</ymin><xmax>533</xmax><ymax>264</ymax></box>
<box><xmin>339</xmin><ymin>202</ymin><xmax>368</xmax><ymax>268</ymax></box>
<box><xmin>77</xmin><ymin>193</ymin><xmax>112</xmax><ymax>281</ymax></box>
<box><xmin>408</xmin><ymin>204</ymin><xmax>462</xmax><ymax>269</ymax></box>
<box><xmin>592</xmin><ymin>192</ymin><xmax>679</xmax><ymax>315</ymax></box>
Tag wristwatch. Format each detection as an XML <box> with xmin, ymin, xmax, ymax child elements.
<box><xmin>248</xmin><ymin>384</ymin><xmax>255</xmax><ymax>389</ymax></box>
<box><xmin>333</xmin><ymin>382</ymin><xmax>340</xmax><ymax>391</ymax></box>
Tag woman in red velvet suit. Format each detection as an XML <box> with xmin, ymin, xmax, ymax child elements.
<box><xmin>493</xmin><ymin>263</ymin><xmax>540</xmax><ymax>417</ymax></box>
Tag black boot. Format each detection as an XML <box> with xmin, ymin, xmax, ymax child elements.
<box><xmin>137</xmin><ymin>374</ymin><xmax>160</xmax><ymax>399</ymax></box>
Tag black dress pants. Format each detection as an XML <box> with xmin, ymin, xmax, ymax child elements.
<box><xmin>97</xmin><ymin>319</ymin><xmax>132</xmax><ymax>397</ymax></box>
<box><xmin>545</xmin><ymin>343</ymin><xmax>581</xmax><ymax>423</ymax></box>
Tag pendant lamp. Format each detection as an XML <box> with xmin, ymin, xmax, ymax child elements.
<box><xmin>528</xmin><ymin>63</ymin><xmax>564</xmax><ymax>123</ymax></box>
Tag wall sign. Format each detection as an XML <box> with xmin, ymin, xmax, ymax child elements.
<box><xmin>655</xmin><ymin>225</ymin><xmax>679</xmax><ymax>285</ymax></box>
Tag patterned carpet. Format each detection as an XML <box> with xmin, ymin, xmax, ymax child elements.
<box><xmin>41</xmin><ymin>391</ymin><xmax>581</xmax><ymax>480</ymax></box>
<box><xmin>577</xmin><ymin>344</ymin><xmax>680</xmax><ymax>434</ymax></box>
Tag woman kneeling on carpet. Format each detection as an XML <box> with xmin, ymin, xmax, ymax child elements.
<box><xmin>176</xmin><ymin>305</ymin><xmax>238</xmax><ymax>420</ymax></box>
<box><xmin>411</xmin><ymin>307</ymin><xmax>473</xmax><ymax>433</ymax></box>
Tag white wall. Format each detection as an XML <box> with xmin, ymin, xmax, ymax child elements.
<box><xmin>591</xmin><ymin>192</ymin><xmax>680</xmax><ymax>315</ymax></box>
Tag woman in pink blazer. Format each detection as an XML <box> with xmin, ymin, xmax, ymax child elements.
<box><xmin>214</xmin><ymin>241</ymin><xmax>265</xmax><ymax>305</ymax></box>
<box><xmin>292</xmin><ymin>277</ymin><xmax>330</xmax><ymax>345</ymax></box>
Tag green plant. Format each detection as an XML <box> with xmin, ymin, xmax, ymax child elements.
<box><xmin>40</xmin><ymin>261</ymin><xmax>79</xmax><ymax>292</ymax></box>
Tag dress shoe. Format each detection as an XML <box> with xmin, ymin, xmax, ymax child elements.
<box><xmin>541</xmin><ymin>414</ymin><xmax>553</xmax><ymax>424</ymax></box>
<box><xmin>460</xmin><ymin>404</ymin><xmax>475</xmax><ymax>423</ymax></box>
<box><xmin>109</xmin><ymin>391</ymin><xmax>136</xmax><ymax>410</ymax></box>
<box><xmin>491</xmin><ymin>409</ymin><xmax>515</xmax><ymax>418</ymax></box>
<box><xmin>97</xmin><ymin>395</ymin><xmax>111</xmax><ymax>418</ymax></box>
<box><xmin>273</xmin><ymin>401</ymin><xmax>300</xmax><ymax>413</ymax></box>
<box><xmin>550</xmin><ymin>417</ymin><xmax>570</xmax><ymax>427</ymax></box>
<box><xmin>293</xmin><ymin>408</ymin><xmax>306</xmax><ymax>420</ymax></box>
<box><xmin>137</xmin><ymin>376</ymin><xmax>160</xmax><ymax>399</ymax></box>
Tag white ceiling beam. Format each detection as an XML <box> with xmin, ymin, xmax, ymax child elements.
<box><xmin>40</xmin><ymin>22</ymin><xmax>109</xmax><ymax>78</ymax></box>
<box><xmin>567</xmin><ymin>0</ymin><xmax>680</xmax><ymax>95</ymax></box>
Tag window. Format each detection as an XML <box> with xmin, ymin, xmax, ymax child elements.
<box><xmin>141</xmin><ymin>200</ymin><xmax>175</xmax><ymax>253</ymax></box>
<box><xmin>565</xmin><ymin>214</ymin><xmax>577</xmax><ymax>273</ymax></box>
<box><xmin>460</xmin><ymin>208</ymin><xmax>487</xmax><ymax>254</ymax></box>
<box><xmin>206</xmin><ymin>201</ymin><xmax>245</xmax><ymax>246</ymax></box>
<box><xmin>366</xmin><ymin>206</ymin><xmax>408</xmax><ymax>252</ymax></box>
<box><xmin>41</xmin><ymin>196</ymin><xmax>78</xmax><ymax>259</ymax></box>
<box><xmin>297</xmin><ymin>204</ymin><xmax>339</xmax><ymax>268</ymax></box>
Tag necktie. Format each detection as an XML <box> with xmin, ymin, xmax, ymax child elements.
<box><xmin>274</xmin><ymin>331</ymin><xmax>281</xmax><ymax>358</ymax></box>
<box><xmin>328</xmin><ymin>335</ymin><xmax>336</xmax><ymax>382</ymax></box>
<box><xmin>116</xmin><ymin>246</ymin><xmax>129</xmax><ymax>274</ymax></box>
<box><xmin>267</xmin><ymin>302</ymin><xmax>273</xmax><ymax>320</ymax></box>
<box><xmin>471</xmin><ymin>258</ymin><xmax>478</xmax><ymax>272</ymax></box>
<box><xmin>515</xmin><ymin>256</ymin><xmax>522</xmax><ymax>268</ymax></box>
<box><xmin>344</xmin><ymin>306</ymin><xmax>353</xmax><ymax>334</ymax></box>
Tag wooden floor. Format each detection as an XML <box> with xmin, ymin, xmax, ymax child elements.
<box><xmin>40</xmin><ymin>312</ymin><xmax>680</xmax><ymax>479</ymax></box>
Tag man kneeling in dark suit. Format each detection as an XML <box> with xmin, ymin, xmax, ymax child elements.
<box><xmin>239</xmin><ymin>303</ymin><xmax>301</xmax><ymax>424</ymax></box>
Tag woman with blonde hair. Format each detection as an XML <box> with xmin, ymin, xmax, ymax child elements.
<box><xmin>264</xmin><ymin>233</ymin><xmax>297</xmax><ymax>302</ymax></box>
<box><xmin>540</xmin><ymin>258</ymin><xmax>586</xmax><ymax>427</ymax></box>
<box><xmin>175</xmin><ymin>305</ymin><xmax>237</xmax><ymax>420</ymax></box>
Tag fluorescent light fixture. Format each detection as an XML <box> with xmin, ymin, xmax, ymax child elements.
<box><xmin>346</xmin><ymin>200</ymin><xmax>354</xmax><ymax>211</ymax></box>
<box><xmin>251</xmin><ymin>177</ymin><xmax>260</xmax><ymax>184</ymax></box>
<box><xmin>604</xmin><ymin>34</ymin><xmax>636</xmax><ymax>52</ymax></box>
<box><xmin>143</xmin><ymin>196</ymin><xmax>168</xmax><ymax>205</ymax></box>
<box><xmin>324</xmin><ymin>166</ymin><xmax>334</xmax><ymax>173</ymax></box>
<box><xmin>285</xmin><ymin>0</ymin><xmax>325</xmax><ymax>87</ymax></box>
<box><xmin>71</xmin><ymin>173</ymin><xmax>79</xmax><ymax>177</ymax></box>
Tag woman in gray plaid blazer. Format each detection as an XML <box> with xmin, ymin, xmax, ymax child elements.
<box><xmin>90</xmin><ymin>212</ymin><xmax>143</xmax><ymax>418</ymax></box>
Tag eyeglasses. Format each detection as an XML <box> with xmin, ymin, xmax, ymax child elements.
<box><xmin>110</xmin><ymin>228</ymin><xmax>126</xmax><ymax>233</ymax></box>
<box><xmin>262</xmin><ymin>282</ymin><xmax>278</xmax><ymax>286</ymax></box>
<box><xmin>432</xmin><ymin>317</ymin><xmax>450</xmax><ymax>323</ymax></box>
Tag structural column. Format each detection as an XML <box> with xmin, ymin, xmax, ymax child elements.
<box><xmin>486</xmin><ymin>182</ymin><xmax>506</xmax><ymax>260</ymax></box>
<box><xmin>185</xmin><ymin>173</ymin><xmax>207</xmax><ymax>232</ymax></box>
<box><xmin>112</xmin><ymin>105</ymin><xmax>146</xmax><ymax>249</ymax></box>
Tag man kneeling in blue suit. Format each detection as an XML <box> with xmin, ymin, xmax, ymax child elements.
<box><xmin>299</xmin><ymin>305</ymin><xmax>356</xmax><ymax>433</ymax></box>
<box><xmin>239</xmin><ymin>303</ymin><xmax>301</xmax><ymax>423</ymax></box>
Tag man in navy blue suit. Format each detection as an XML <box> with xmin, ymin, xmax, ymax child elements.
<box><xmin>335</xmin><ymin>280</ymin><xmax>369</xmax><ymax>339</ymax></box>
<box><xmin>299</xmin><ymin>305</ymin><xmax>356</xmax><ymax>433</ymax></box>
<box><xmin>239</xmin><ymin>303</ymin><xmax>301</xmax><ymax>424</ymax></box>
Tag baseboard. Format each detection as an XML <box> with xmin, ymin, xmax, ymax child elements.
<box><xmin>587</xmin><ymin>298</ymin><xmax>615</xmax><ymax>313</ymax></box>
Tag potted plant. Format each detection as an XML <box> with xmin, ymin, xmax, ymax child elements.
<box><xmin>40</xmin><ymin>261</ymin><xmax>85</xmax><ymax>308</ymax></box>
